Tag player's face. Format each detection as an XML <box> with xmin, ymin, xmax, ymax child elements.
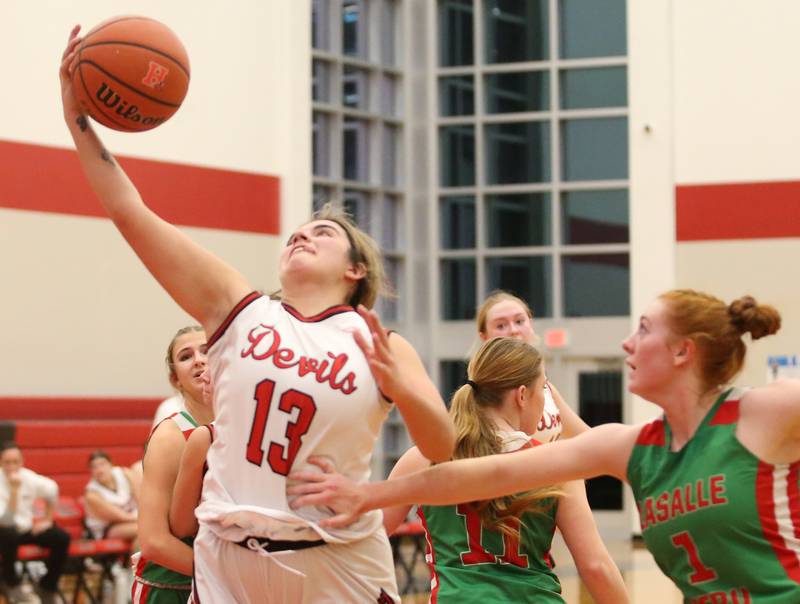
<box><xmin>520</xmin><ymin>372</ymin><xmax>548</xmax><ymax>436</ymax></box>
<box><xmin>171</xmin><ymin>331</ymin><xmax>208</xmax><ymax>404</ymax></box>
<box><xmin>89</xmin><ymin>457</ymin><xmax>113</xmax><ymax>483</ymax></box>
<box><xmin>0</xmin><ymin>448</ymin><xmax>23</xmax><ymax>477</ymax></box>
<box><xmin>481</xmin><ymin>300</ymin><xmax>535</xmax><ymax>343</ymax></box>
<box><xmin>279</xmin><ymin>220</ymin><xmax>356</xmax><ymax>285</ymax></box>
<box><xmin>622</xmin><ymin>299</ymin><xmax>681</xmax><ymax>400</ymax></box>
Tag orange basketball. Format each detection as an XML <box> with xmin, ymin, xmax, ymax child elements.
<box><xmin>72</xmin><ymin>16</ymin><xmax>190</xmax><ymax>132</ymax></box>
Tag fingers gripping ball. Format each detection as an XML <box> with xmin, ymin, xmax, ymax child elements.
<box><xmin>72</xmin><ymin>16</ymin><xmax>190</xmax><ymax>132</ymax></box>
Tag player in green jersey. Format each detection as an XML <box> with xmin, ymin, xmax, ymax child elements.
<box><xmin>290</xmin><ymin>289</ymin><xmax>800</xmax><ymax>603</ymax></box>
<box><xmin>297</xmin><ymin>337</ymin><xmax>628</xmax><ymax>603</ymax></box>
<box><xmin>133</xmin><ymin>327</ymin><xmax>214</xmax><ymax>603</ymax></box>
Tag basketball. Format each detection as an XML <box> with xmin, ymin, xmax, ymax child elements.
<box><xmin>72</xmin><ymin>16</ymin><xmax>190</xmax><ymax>132</ymax></box>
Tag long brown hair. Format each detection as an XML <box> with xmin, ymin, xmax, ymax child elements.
<box><xmin>450</xmin><ymin>337</ymin><xmax>560</xmax><ymax>539</ymax></box>
<box><xmin>659</xmin><ymin>289</ymin><xmax>781</xmax><ymax>392</ymax></box>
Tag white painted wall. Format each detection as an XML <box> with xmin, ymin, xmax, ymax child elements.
<box><xmin>1</xmin><ymin>0</ymin><xmax>310</xmax><ymax>396</ymax></box>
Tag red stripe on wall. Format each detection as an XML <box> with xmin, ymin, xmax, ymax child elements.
<box><xmin>0</xmin><ymin>139</ymin><xmax>280</xmax><ymax>234</ymax></box>
<box><xmin>676</xmin><ymin>181</ymin><xmax>800</xmax><ymax>241</ymax></box>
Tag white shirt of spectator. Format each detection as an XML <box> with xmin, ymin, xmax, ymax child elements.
<box><xmin>85</xmin><ymin>466</ymin><xmax>137</xmax><ymax>539</ymax></box>
<box><xmin>151</xmin><ymin>394</ymin><xmax>185</xmax><ymax>429</ymax></box>
<box><xmin>0</xmin><ymin>467</ymin><xmax>58</xmax><ymax>532</ymax></box>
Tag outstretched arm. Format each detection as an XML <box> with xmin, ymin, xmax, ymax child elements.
<box><xmin>556</xmin><ymin>480</ymin><xmax>630</xmax><ymax>604</ymax></box>
<box><xmin>59</xmin><ymin>26</ymin><xmax>251</xmax><ymax>335</ymax></box>
<box><xmin>354</xmin><ymin>306</ymin><xmax>454</xmax><ymax>462</ymax></box>
<box><xmin>289</xmin><ymin>423</ymin><xmax>639</xmax><ymax>527</ymax></box>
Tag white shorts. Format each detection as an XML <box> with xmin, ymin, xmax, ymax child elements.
<box><xmin>191</xmin><ymin>523</ymin><xmax>399</xmax><ymax>604</ymax></box>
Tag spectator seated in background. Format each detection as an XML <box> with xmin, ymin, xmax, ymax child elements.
<box><xmin>84</xmin><ymin>451</ymin><xmax>138</xmax><ymax>547</ymax></box>
<box><xmin>0</xmin><ymin>442</ymin><xmax>70</xmax><ymax>604</ymax></box>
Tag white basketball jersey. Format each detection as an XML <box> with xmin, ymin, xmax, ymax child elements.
<box><xmin>535</xmin><ymin>383</ymin><xmax>563</xmax><ymax>443</ymax></box>
<box><xmin>196</xmin><ymin>294</ymin><xmax>390</xmax><ymax>544</ymax></box>
<box><xmin>85</xmin><ymin>466</ymin><xmax>136</xmax><ymax>539</ymax></box>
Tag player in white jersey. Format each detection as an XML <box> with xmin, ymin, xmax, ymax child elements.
<box><xmin>476</xmin><ymin>291</ymin><xmax>589</xmax><ymax>442</ymax></box>
<box><xmin>60</xmin><ymin>27</ymin><xmax>455</xmax><ymax>603</ymax></box>
<box><xmin>84</xmin><ymin>451</ymin><xmax>138</xmax><ymax>542</ymax></box>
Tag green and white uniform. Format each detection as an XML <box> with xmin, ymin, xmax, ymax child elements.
<box><xmin>132</xmin><ymin>411</ymin><xmax>198</xmax><ymax>604</ymax></box>
<box><xmin>628</xmin><ymin>387</ymin><xmax>800</xmax><ymax>604</ymax></box>
<box><xmin>417</xmin><ymin>432</ymin><xmax>563</xmax><ymax>603</ymax></box>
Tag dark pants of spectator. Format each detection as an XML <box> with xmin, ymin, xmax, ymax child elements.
<box><xmin>0</xmin><ymin>525</ymin><xmax>70</xmax><ymax>592</ymax></box>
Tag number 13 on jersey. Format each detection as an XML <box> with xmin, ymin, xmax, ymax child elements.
<box><xmin>246</xmin><ymin>378</ymin><xmax>317</xmax><ymax>476</ymax></box>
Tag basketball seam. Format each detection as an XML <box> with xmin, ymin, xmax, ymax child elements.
<box><xmin>77</xmin><ymin>61</ymin><xmax>140</xmax><ymax>132</ymax></box>
<box><xmin>77</xmin><ymin>60</ymin><xmax>183</xmax><ymax>108</ymax></box>
<box><xmin>79</xmin><ymin>40</ymin><xmax>190</xmax><ymax>78</ymax></box>
<box><xmin>84</xmin><ymin>16</ymin><xmax>162</xmax><ymax>40</ymax></box>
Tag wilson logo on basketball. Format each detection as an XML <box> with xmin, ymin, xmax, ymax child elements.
<box><xmin>94</xmin><ymin>83</ymin><xmax>166</xmax><ymax>128</ymax></box>
<box><xmin>141</xmin><ymin>61</ymin><xmax>169</xmax><ymax>89</ymax></box>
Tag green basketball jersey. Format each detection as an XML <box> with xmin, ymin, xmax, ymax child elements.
<box><xmin>628</xmin><ymin>387</ymin><xmax>800</xmax><ymax>604</ymax></box>
<box><xmin>417</xmin><ymin>434</ymin><xmax>563</xmax><ymax>603</ymax></box>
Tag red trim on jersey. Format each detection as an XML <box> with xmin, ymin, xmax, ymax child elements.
<box><xmin>709</xmin><ymin>400</ymin><xmax>740</xmax><ymax>425</ymax></box>
<box><xmin>416</xmin><ymin>507</ymin><xmax>440</xmax><ymax>604</ymax></box>
<box><xmin>281</xmin><ymin>302</ymin><xmax>354</xmax><ymax>323</ymax></box>
<box><xmin>635</xmin><ymin>419</ymin><xmax>666</xmax><ymax>446</ymax></box>
<box><xmin>207</xmin><ymin>291</ymin><xmax>263</xmax><ymax>349</ymax></box>
<box><xmin>0</xmin><ymin>139</ymin><xmax>280</xmax><ymax>234</ymax></box>
<box><xmin>756</xmin><ymin>461</ymin><xmax>800</xmax><ymax>584</ymax></box>
<box><xmin>789</xmin><ymin>463</ymin><xmax>800</xmax><ymax>541</ymax></box>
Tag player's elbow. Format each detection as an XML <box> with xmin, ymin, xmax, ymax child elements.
<box><xmin>417</xmin><ymin>426</ymin><xmax>455</xmax><ymax>464</ymax></box>
<box><xmin>139</xmin><ymin>533</ymin><xmax>170</xmax><ymax>564</ymax></box>
<box><xmin>576</xmin><ymin>558</ymin><xmax>622</xmax><ymax>594</ymax></box>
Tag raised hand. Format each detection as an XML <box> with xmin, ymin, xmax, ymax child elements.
<box><xmin>287</xmin><ymin>456</ymin><xmax>367</xmax><ymax>528</ymax></box>
<box><xmin>352</xmin><ymin>305</ymin><xmax>402</xmax><ymax>402</ymax></box>
<box><xmin>59</xmin><ymin>25</ymin><xmax>85</xmax><ymax>123</ymax></box>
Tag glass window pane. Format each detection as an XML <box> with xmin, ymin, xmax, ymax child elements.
<box><xmin>381</xmin><ymin>75</ymin><xmax>399</xmax><ymax>116</ymax></box>
<box><xmin>312</xmin><ymin>60</ymin><xmax>331</xmax><ymax>103</ymax></box>
<box><xmin>561</xmin><ymin>189</ymin><xmax>628</xmax><ymax>244</ymax></box>
<box><xmin>343</xmin><ymin>0</ymin><xmax>368</xmax><ymax>58</ymax></box>
<box><xmin>312</xmin><ymin>0</ymin><xmax>330</xmax><ymax>50</ymax></box>
<box><xmin>487</xmin><ymin>193</ymin><xmax>551</xmax><ymax>247</ymax></box>
<box><xmin>381</xmin><ymin>195</ymin><xmax>403</xmax><ymax>251</ymax></box>
<box><xmin>560</xmin><ymin>67</ymin><xmax>627</xmax><ymax>109</ymax></box>
<box><xmin>439</xmin><ymin>76</ymin><xmax>475</xmax><ymax>117</ymax></box>
<box><xmin>312</xmin><ymin>112</ymin><xmax>330</xmax><ymax>177</ymax></box>
<box><xmin>343</xmin><ymin>66</ymin><xmax>370</xmax><ymax>110</ymax></box>
<box><xmin>382</xmin><ymin>125</ymin><xmax>399</xmax><ymax>187</ymax></box>
<box><xmin>485</xmin><ymin>121</ymin><xmax>550</xmax><ymax>185</ymax></box>
<box><xmin>486</xmin><ymin>256</ymin><xmax>552</xmax><ymax>318</ymax></box>
<box><xmin>312</xmin><ymin>185</ymin><xmax>335</xmax><ymax>213</ymax></box>
<box><xmin>440</xmin><ymin>196</ymin><xmax>476</xmax><ymax>249</ymax></box>
<box><xmin>563</xmin><ymin>253</ymin><xmax>629</xmax><ymax>316</ymax></box>
<box><xmin>343</xmin><ymin>118</ymin><xmax>369</xmax><ymax>181</ymax></box>
<box><xmin>441</xmin><ymin>258</ymin><xmax>476</xmax><ymax>319</ymax></box>
<box><xmin>559</xmin><ymin>0</ymin><xmax>626</xmax><ymax>59</ymax></box>
<box><xmin>485</xmin><ymin>71</ymin><xmax>549</xmax><ymax>114</ymax></box>
<box><xmin>440</xmin><ymin>125</ymin><xmax>476</xmax><ymax>187</ymax></box>
<box><xmin>343</xmin><ymin>190</ymin><xmax>371</xmax><ymax>231</ymax></box>
<box><xmin>439</xmin><ymin>0</ymin><xmax>474</xmax><ymax>67</ymax></box>
<box><xmin>440</xmin><ymin>360</ymin><xmax>468</xmax><ymax>404</ymax></box>
<box><xmin>484</xmin><ymin>0</ymin><xmax>549</xmax><ymax>63</ymax></box>
<box><xmin>380</xmin><ymin>257</ymin><xmax>402</xmax><ymax>321</ymax></box>
<box><xmin>562</xmin><ymin>117</ymin><xmax>627</xmax><ymax>181</ymax></box>
<box><xmin>381</xmin><ymin>0</ymin><xmax>397</xmax><ymax>66</ymax></box>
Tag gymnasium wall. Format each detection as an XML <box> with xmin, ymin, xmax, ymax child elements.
<box><xmin>1</xmin><ymin>1</ymin><xmax>311</xmax><ymax>396</ymax></box>
<box><xmin>671</xmin><ymin>0</ymin><xmax>800</xmax><ymax>387</ymax></box>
